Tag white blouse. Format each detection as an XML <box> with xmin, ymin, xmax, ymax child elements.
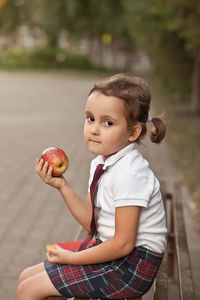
<box><xmin>88</xmin><ymin>143</ymin><xmax>167</xmax><ymax>253</ymax></box>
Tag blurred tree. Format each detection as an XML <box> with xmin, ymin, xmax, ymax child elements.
<box><xmin>25</xmin><ymin>0</ymin><xmax>66</xmax><ymax>47</ymax></box>
<box><xmin>0</xmin><ymin>0</ymin><xmax>25</xmax><ymax>32</ymax></box>
<box><xmin>24</xmin><ymin>0</ymin><xmax>132</xmax><ymax>58</ymax></box>
<box><xmin>123</xmin><ymin>0</ymin><xmax>200</xmax><ymax>112</ymax></box>
<box><xmin>61</xmin><ymin>1</ymin><xmax>130</xmax><ymax>47</ymax></box>
<box><xmin>53</xmin><ymin>0</ymin><xmax>133</xmax><ymax>67</ymax></box>
<box><xmin>0</xmin><ymin>0</ymin><xmax>7</xmax><ymax>10</ymax></box>
<box><xmin>164</xmin><ymin>0</ymin><xmax>200</xmax><ymax>112</ymax></box>
<box><xmin>0</xmin><ymin>0</ymin><xmax>32</xmax><ymax>45</ymax></box>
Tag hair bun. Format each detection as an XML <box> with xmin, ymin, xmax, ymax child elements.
<box><xmin>150</xmin><ymin>116</ymin><xmax>166</xmax><ymax>143</ymax></box>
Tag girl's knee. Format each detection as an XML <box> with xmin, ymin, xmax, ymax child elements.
<box><xmin>17</xmin><ymin>277</ymin><xmax>41</xmax><ymax>300</ymax></box>
<box><xmin>17</xmin><ymin>270</ymin><xmax>61</xmax><ymax>300</ymax></box>
<box><xmin>16</xmin><ymin>280</ymin><xmax>30</xmax><ymax>300</ymax></box>
<box><xmin>18</xmin><ymin>263</ymin><xmax>45</xmax><ymax>285</ymax></box>
<box><xmin>18</xmin><ymin>267</ymin><xmax>30</xmax><ymax>285</ymax></box>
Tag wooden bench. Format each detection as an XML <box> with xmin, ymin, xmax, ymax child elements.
<box><xmin>48</xmin><ymin>183</ymin><xmax>195</xmax><ymax>300</ymax></box>
<box><xmin>154</xmin><ymin>183</ymin><xmax>195</xmax><ymax>300</ymax></box>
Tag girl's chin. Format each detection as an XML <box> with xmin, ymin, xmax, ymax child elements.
<box><xmin>89</xmin><ymin>149</ymin><xmax>102</xmax><ymax>156</ymax></box>
<box><xmin>88</xmin><ymin>145</ymin><xmax>104</xmax><ymax>156</ymax></box>
<box><xmin>86</xmin><ymin>142</ymin><xmax>114</xmax><ymax>158</ymax></box>
<box><xmin>88</xmin><ymin>148</ymin><xmax>112</xmax><ymax>159</ymax></box>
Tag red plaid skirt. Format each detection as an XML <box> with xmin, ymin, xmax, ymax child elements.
<box><xmin>44</xmin><ymin>240</ymin><xmax>163</xmax><ymax>299</ymax></box>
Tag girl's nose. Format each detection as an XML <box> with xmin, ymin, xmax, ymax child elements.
<box><xmin>91</xmin><ymin>123</ymin><xmax>100</xmax><ymax>135</ymax></box>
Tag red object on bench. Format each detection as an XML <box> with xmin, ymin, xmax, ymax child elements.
<box><xmin>55</xmin><ymin>240</ymin><xmax>95</xmax><ymax>251</ymax></box>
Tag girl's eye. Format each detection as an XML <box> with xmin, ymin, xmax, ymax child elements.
<box><xmin>87</xmin><ymin>116</ymin><xmax>95</xmax><ymax>123</ymax></box>
<box><xmin>105</xmin><ymin>120</ymin><xmax>113</xmax><ymax>126</ymax></box>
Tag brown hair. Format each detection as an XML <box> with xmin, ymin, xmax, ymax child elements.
<box><xmin>89</xmin><ymin>73</ymin><xmax>166</xmax><ymax>144</ymax></box>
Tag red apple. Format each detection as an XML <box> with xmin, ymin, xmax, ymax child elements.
<box><xmin>40</xmin><ymin>147</ymin><xmax>69</xmax><ymax>176</ymax></box>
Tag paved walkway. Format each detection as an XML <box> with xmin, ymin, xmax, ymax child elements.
<box><xmin>0</xmin><ymin>71</ymin><xmax>199</xmax><ymax>299</ymax></box>
<box><xmin>0</xmin><ymin>71</ymin><xmax>94</xmax><ymax>298</ymax></box>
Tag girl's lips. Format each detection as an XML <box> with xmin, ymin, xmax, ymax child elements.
<box><xmin>89</xmin><ymin>139</ymin><xmax>101</xmax><ymax>143</ymax></box>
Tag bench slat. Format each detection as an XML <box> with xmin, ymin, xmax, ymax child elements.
<box><xmin>174</xmin><ymin>184</ymin><xmax>195</xmax><ymax>300</ymax></box>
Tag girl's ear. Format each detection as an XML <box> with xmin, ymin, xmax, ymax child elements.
<box><xmin>128</xmin><ymin>124</ymin><xmax>142</xmax><ymax>142</ymax></box>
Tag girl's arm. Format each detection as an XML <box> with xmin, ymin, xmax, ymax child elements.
<box><xmin>59</xmin><ymin>184</ymin><xmax>92</xmax><ymax>232</ymax></box>
<box><xmin>35</xmin><ymin>159</ymin><xmax>92</xmax><ymax>231</ymax></box>
<box><xmin>47</xmin><ymin>205</ymin><xmax>141</xmax><ymax>265</ymax></box>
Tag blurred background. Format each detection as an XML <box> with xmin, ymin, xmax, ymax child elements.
<box><xmin>0</xmin><ymin>0</ymin><xmax>200</xmax><ymax>299</ymax></box>
<box><xmin>0</xmin><ymin>0</ymin><xmax>199</xmax><ymax>229</ymax></box>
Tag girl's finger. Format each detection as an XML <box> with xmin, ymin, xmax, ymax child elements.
<box><xmin>35</xmin><ymin>159</ymin><xmax>44</xmax><ymax>174</ymax></box>
<box><xmin>35</xmin><ymin>158</ymin><xmax>40</xmax><ymax>166</ymax></box>
<box><xmin>47</xmin><ymin>165</ymin><xmax>53</xmax><ymax>178</ymax></box>
<box><xmin>42</xmin><ymin>161</ymin><xmax>49</xmax><ymax>175</ymax></box>
<box><xmin>36</xmin><ymin>158</ymin><xmax>44</xmax><ymax>170</ymax></box>
<box><xmin>47</xmin><ymin>253</ymin><xmax>58</xmax><ymax>263</ymax></box>
<box><xmin>35</xmin><ymin>159</ymin><xmax>39</xmax><ymax>171</ymax></box>
<box><xmin>48</xmin><ymin>248</ymin><xmax>58</xmax><ymax>257</ymax></box>
<box><xmin>46</xmin><ymin>251</ymin><xmax>54</xmax><ymax>261</ymax></box>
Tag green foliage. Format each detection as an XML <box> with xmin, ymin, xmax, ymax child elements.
<box><xmin>34</xmin><ymin>0</ymin><xmax>67</xmax><ymax>46</ymax></box>
<box><xmin>0</xmin><ymin>0</ymin><xmax>31</xmax><ymax>33</ymax></box>
<box><xmin>0</xmin><ymin>47</ymin><xmax>28</xmax><ymax>68</ymax></box>
<box><xmin>58</xmin><ymin>0</ymin><xmax>127</xmax><ymax>39</ymax></box>
<box><xmin>152</xmin><ymin>32</ymin><xmax>193</xmax><ymax>96</ymax></box>
<box><xmin>123</xmin><ymin>0</ymin><xmax>198</xmax><ymax>98</ymax></box>
<box><xmin>0</xmin><ymin>47</ymin><xmax>95</xmax><ymax>70</ymax></box>
<box><xmin>0</xmin><ymin>0</ymin><xmax>131</xmax><ymax>46</ymax></box>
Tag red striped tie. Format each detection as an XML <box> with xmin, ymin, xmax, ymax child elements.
<box><xmin>79</xmin><ymin>164</ymin><xmax>105</xmax><ymax>251</ymax></box>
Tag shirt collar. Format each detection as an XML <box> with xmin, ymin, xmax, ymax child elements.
<box><xmin>96</xmin><ymin>143</ymin><xmax>136</xmax><ymax>170</ymax></box>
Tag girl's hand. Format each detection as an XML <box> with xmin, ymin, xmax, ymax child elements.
<box><xmin>35</xmin><ymin>158</ymin><xmax>67</xmax><ymax>190</ymax></box>
<box><xmin>47</xmin><ymin>248</ymin><xmax>75</xmax><ymax>264</ymax></box>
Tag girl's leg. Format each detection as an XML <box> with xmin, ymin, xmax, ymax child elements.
<box><xmin>17</xmin><ymin>269</ymin><xmax>61</xmax><ymax>300</ymax></box>
<box><xmin>18</xmin><ymin>262</ymin><xmax>45</xmax><ymax>285</ymax></box>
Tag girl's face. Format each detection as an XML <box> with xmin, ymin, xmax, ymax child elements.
<box><xmin>84</xmin><ymin>91</ymin><xmax>138</xmax><ymax>160</ymax></box>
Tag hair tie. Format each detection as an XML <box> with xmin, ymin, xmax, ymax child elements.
<box><xmin>147</xmin><ymin>114</ymin><xmax>152</xmax><ymax>122</ymax></box>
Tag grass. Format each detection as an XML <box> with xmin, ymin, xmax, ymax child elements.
<box><xmin>147</xmin><ymin>75</ymin><xmax>200</xmax><ymax>227</ymax></box>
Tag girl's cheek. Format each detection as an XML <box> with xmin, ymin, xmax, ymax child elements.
<box><xmin>83</xmin><ymin>124</ymin><xmax>88</xmax><ymax>139</ymax></box>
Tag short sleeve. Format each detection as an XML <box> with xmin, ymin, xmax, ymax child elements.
<box><xmin>112</xmin><ymin>172</ymin><xmax>154</xmax><ymax>208</ymax></box>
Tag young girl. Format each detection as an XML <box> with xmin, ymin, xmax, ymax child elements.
<box><xmin>17</xmin><ymin>73</ymin><xmax>167</xmax><ymax>300</ymax></box>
